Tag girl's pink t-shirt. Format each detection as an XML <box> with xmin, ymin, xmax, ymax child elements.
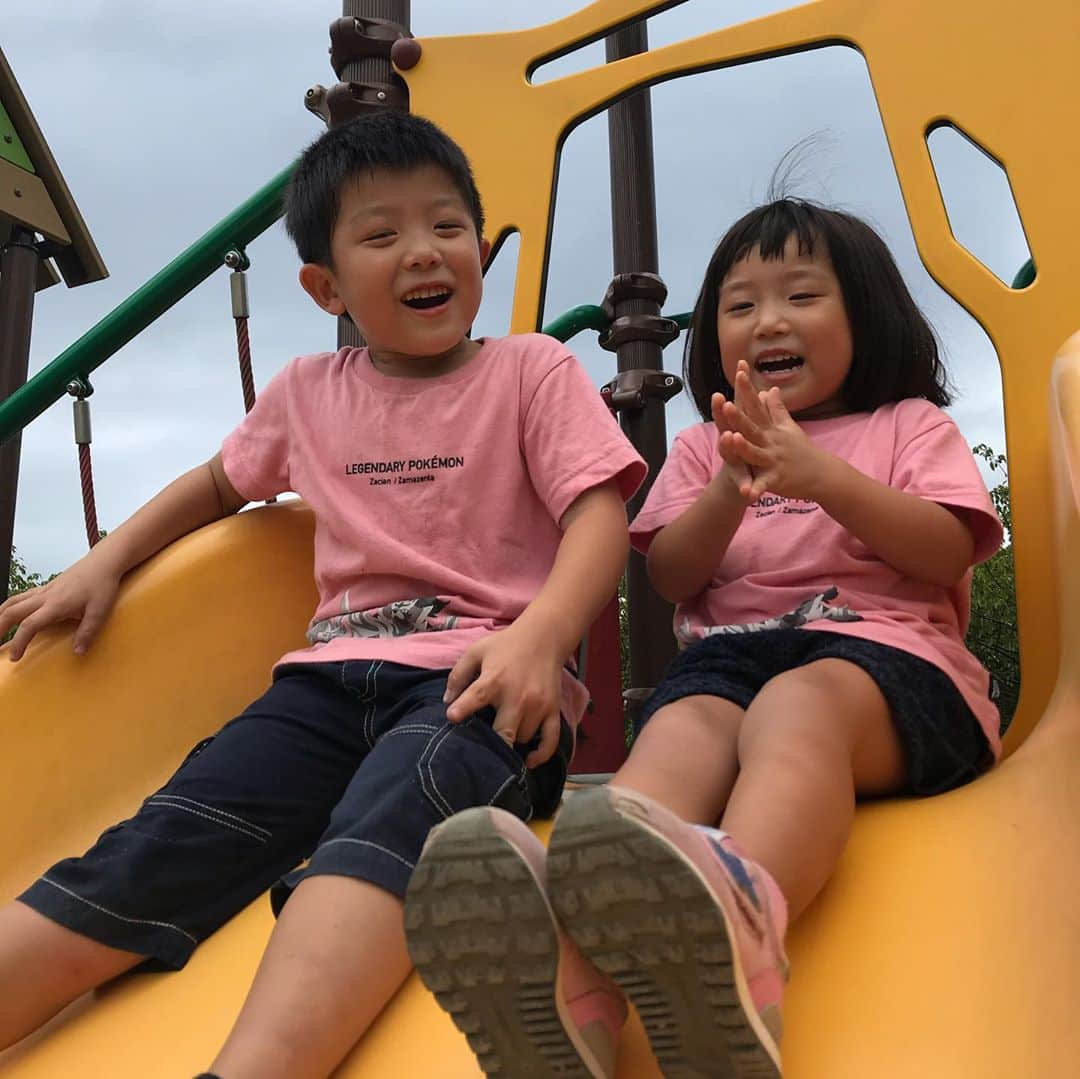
<box><xmin>221</xmin><ymin>334</ymin><xmax>647</xmax><ymax>729</ymax></box>
<box><xmin>630</xmin><ymin>399</ymin><xmax>1005</xmax><ymax>755</ymax></box>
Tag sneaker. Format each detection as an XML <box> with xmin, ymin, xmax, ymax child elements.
<box><xmin>547</xmin><ymin>786</ymin><xmax>789</xmax><ymax>1078</ymax></box>
<box><xmin>404</xmin><ymin>806</ymin><xmax>628</xmax><ymax>1077</ymax></box>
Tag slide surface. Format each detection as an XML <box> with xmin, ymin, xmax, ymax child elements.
<box><xmin>4</xmin><ymin>336</ymin><xmax>1080</xmax><ymax>1077</ymax></box>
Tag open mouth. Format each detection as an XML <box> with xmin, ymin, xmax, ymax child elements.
<box><xmin>402</xmin><ymin>287</ymin><xmax>452</xmax><ymax>310</ymax></box>
<box><xmin>754</xmin><ymin>354</ymin><xmax>804</xmax><ymax>375</ymax></box>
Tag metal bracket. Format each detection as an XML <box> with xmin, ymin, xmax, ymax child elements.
<box><xmin>329</xmin><ymin>16</ymin><xmax>411</xmax><ymax>77</ymax></box>
<box><xmin>600</xmin><ymin>272</ymin><xmax>669</xmax><ymax>319</ymax></box>
<box><xmin>600</xmin><ymin>369</ymin><xmax>683</xmax><ymax>413</ymax></box>
<box><xmin>321</xmin><ymin>80</ymin><xmax>409</xmax><ymax>127</ymax></box>
<box><xmin>598</xmin><ymin>314</ymin><xmax>681</xmax><ymax>352</ymax></box>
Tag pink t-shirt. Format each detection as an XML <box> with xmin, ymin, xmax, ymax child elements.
<box><xmin>630</xmin><ymin>399</ymin><xmax>1005</xmax><ymax>755</ymax></box>
<box><xmin>222</xmin><ymin>333</ymin><xmax>647</xmax><ymax>730</ymax></box>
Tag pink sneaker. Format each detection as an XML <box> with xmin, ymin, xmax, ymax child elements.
<box><xmin>547</xmin><ymin>786</ymin><xmax>789</xmax><ymax>1078</ymax></box>
<box><xmin>404</xmin><ymin>806</ymin><xmax>628</xmax><ymax>1077</ymax></box>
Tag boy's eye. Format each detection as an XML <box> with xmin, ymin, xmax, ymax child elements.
<box><xmin>435</xmin><ymin>221</ymin><xmax>466</xmax><ymax>233</ymax></box>
<box><xmin>363</xmin><ymin>230</ymin><xmax>395</xmax><ymax>243</ymax></box>
<box><xmin>790</xmin><ymin>293</ymin><xmax>818</xmax><ymax>301</ymax></box>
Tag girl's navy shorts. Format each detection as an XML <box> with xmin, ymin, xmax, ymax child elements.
<box><xmin>640</xmin><ymin>629</ymin><xmax>994</xmax><ymax>796</ymax></box>
<box><xmin>19</xmin><ymin>661</ymin><xmax>572</xmax><ymax>971</ymax></box>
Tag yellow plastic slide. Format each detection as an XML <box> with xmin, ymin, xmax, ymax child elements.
<box><xmin>5</xmin><ymin>1</ymin><xmax>1080</xmax><ymax>1073</ymax></box>
<box><xmin>2</xmin><ymin>338</ymin><xmax>1079</xmax><ymax>1077</ymax></box>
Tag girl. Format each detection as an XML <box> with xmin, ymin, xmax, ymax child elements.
<box><xmin>404</xmin><ymin>200</ymin><xmax>1003</xmax><ymax>1079</ymax></box>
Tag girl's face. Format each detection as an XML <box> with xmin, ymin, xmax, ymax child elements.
<box><xmin>716</xmin><ymin>235</ymin><xmax>853</xmax><ymax>419</ymax></box>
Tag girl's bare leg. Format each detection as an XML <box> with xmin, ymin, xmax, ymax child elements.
<box><xmin>611</xmin><ymin>694</ymin><xmax>744</xmax><ymax>824</ymax></box>
<box><xmin>0</xmin><ymin>901</ymin><xmax>142</xmax><ymax>1049</ymax></box>
<box><xmin>722</xmin><ymin>659</ymin><xmax>906</xmax><ymax>918</ymax></box>
<box><xmin>209</xmin><ymin>875</ymin><xmax>411</xmax><ymax>1079</ymax></box>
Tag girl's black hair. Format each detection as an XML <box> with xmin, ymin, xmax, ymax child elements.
<box><xmin>682</xmin><ymin>199</ymin><xmax>951</xmax><ymax>420</ymax></box>
<box><xmin>285</xmin><ymin>111</ymin><xmax>485</xmax><ymax>267</ymax></box>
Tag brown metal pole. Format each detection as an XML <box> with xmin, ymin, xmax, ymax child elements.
<box><xmin>0</xmin><ymin>226</ymin><xmax>40</xmax><ymax>601</ymax></box>
<box><xmin>337</xmin><ymin>0</ymin><xmax>411</xmax><ymax>349</ymax></box>
<box><xmin>605</xmin><ymin>23</ymin><xmax>676</xmax><ymax>691</ymax></box>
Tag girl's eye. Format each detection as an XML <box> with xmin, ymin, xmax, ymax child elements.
<box><xmin>790</xmin><ymin>293</ymin><xmax>818</xmax><ymax>301</ymax></box>
<box><xmin>364</xmin><ymin>231</ymin><xmax>395</xmax><ymax>243</ymax></box>
<box><xmin>726</xmin><ymin>301</ymin><xmax>753</xmax><ymax>313</ymax></box>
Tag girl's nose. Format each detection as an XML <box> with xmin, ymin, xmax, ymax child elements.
<box><xmin>754</xmin><ymin>301</ymin><xmax>789</xmax><ymax>335</ymax></box>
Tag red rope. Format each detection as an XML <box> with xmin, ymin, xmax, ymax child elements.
<box><xmin>235</xmin><ymin>316</ymin><xmax>256</xmax><ymax>413</ymax></box>
<box><xmin>78</xmin><ymin>443</ymin><xmax>100</xmax><ymax>548</ymax></box>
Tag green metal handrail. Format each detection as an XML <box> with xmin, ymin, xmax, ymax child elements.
<box><xmin>542</xmin><ymin>304</ymin><xmax>690</xmax><ymax>344</ymax></box>
<box><xmin>0</xmin><ymin>165</ymin><xmax>294</xmax><ymax>447</ymax></box>
<box><xmin>0</xmin><ymin>162</ymin><xmax>691</xmax><ymax>448</ymax></box>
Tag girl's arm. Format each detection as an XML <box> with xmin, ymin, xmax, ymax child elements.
<box><xmin>812</xmin><ymin>455</ymin><xmax>974</xmax><ymax>587</ymax></box>
<box><xmin>0</xmin><ymin>453</ymin><xmax>247</xmax><ymax>659</ymax></box>
<box><xmin>646</xmin><ymin>474</ymin><xmax>748</xmax><ymax>603</ymax></box>
<box><xmin>724</xmin><ymin>376</ymin><xmax>975</xmax><ymax>587</ymax></box>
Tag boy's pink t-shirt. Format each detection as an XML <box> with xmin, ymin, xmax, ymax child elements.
<box><xmin>221</xmin><ymin>333</ymin><xmax>647</xmax><ymax>730</ymax></box>
<box><xmin>630</xmin><ymin>399</ymin><xmax>1005</xmax><ymax>755</ymax></box>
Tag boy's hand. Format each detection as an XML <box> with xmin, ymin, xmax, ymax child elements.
<box><xmin>0</xmin><ymin>561</ymin><xmax>122</xmax><ymax>661</ymax></box>
<box><xmin>443</xmin><ymin>622</ymin><xmax>564</xmax><ymax>767</ymax></box>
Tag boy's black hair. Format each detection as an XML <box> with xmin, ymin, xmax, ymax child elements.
<box><xmin>284</xmin><ymin>112</ymin><xmax>486</xmax><ymax>267</ymax></box>
<box><xmin>683</xmin><ymin>199</ymin><xmax>951</xmax><ymax>420</ymax></box>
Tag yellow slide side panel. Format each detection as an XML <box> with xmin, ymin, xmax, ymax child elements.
<box><xmin>3</xmin><ymin>341</ymin><xmax>1080</xmax><ymax>1075</ymax></box>
<box><xmin>0</xmin><ymin>501</ymin><xmax>316</xmax><ymax>902</ymax></box>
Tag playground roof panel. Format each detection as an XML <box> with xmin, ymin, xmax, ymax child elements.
<box><xmin>0</xmin><ymin>45</ymin><xmax>106</xmax><ymax>290</ymax></box>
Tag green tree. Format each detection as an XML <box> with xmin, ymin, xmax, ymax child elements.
<box><xmin>4</xmin><ymin>548</ymin><xmax>57</xmax><ymax>644</ymax></box>
<box><xmin>966</xmin><ymin>445</ymin><xmax>1019</xmax><ymax>732</ymax></box>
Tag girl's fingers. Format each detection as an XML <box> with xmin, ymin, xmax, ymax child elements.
<box><xmin>729</xmin><ymin>433</ymin><xmax>771</xmax><ymax>466</ymax></box>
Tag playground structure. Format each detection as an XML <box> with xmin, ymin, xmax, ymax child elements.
<box><xmin>2</xmin><ymin>0</ymin><xmax>1080</xmax><ymax>1075</ymax></box>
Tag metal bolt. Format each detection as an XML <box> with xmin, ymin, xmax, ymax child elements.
<box><xmin>665</xmin><ymin>376</ymin><xmax>675</xmax><ymax>387</ymax></box>
<box><xmin>377</xmin><ymin>91</ymin><xmax>386</xmax><ymax>101</ymax></box>
<box><xmin>13</xmin><ymin>188</ymin><xmax>21</xmax><ymax>197</ymax></box>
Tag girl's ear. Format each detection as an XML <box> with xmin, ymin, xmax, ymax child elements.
<box><xmin>299</xmin><ymin>263</ymin><xmax>347</xmax><ymax>316</ymax></box>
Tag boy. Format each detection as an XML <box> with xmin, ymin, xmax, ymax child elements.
<box><xmin>0</xmin><ymin>111</ymin><xmax>645</xmax><ymax>1078</ymax></box>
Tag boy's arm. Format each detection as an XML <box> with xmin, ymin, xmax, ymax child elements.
<box><xmin>443</xmin><ymin>480</ymin><xmax>629</xmax><ymax>766</ymax></box>
<box><xmin>0</xmin><ymin>453</ymin><xmax>247</xmax><ymax>660</ymax></box>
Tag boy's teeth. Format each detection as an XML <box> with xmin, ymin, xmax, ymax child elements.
<box><xmin>403</xmin><ymin>288</ymin><xmax>449</xmax><ymax>301</ymax></box>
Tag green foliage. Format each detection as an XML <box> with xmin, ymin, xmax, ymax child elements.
<box><xmin>967</xmin><ymin>445</ymin><xmax>1019</xmax><ymax>731</ymax></box>
<box><xmin>8</xmin><ymin>546</ymin><xmax>46</xmax><ymax>596</ymax></box>
<box><xmin>4</xmin><ymin>548</ymin><xmax>58</xmax><ymax>644</ymax></box>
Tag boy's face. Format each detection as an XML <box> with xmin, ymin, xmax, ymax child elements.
<box><xmin>300</xmin><ymin>164</ymin><xmax>489</xmax><ymax>376</ymax></box>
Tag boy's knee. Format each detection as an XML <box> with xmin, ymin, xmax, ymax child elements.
<box><xmin>416</xmin><ymin>718</ymin><xmax>531</xmax><ymax>822</ymax></box>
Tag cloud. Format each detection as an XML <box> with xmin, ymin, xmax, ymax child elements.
<box><xmin>7</xmin><ymin>1</ymin><xmax>1010</xmax><ymax>574</ymax></box>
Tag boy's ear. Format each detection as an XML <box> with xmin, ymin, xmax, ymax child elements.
<box><xmin>479</xmin><ymin>237</ymin><xmax>493</xmax><ymax>269</ymax></box>
<box><xmin>298</xmin><ymin>263</ymin><xmax>347</xmax><ymax>316</ymax></box>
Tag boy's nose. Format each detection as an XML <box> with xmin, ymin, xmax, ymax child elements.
<box><xmin>403</xmin><ymin>244</ymin><xmax>442</xmax><ymax>271</ymax></box>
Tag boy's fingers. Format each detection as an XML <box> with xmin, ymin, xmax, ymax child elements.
<box><xmin>445</xmin><ymin>674</ymin><xmax>491</xmax><ymax>723</ymax></box>
<box><xmin>490</xmin><ymin>701</ymin><xmax>520</xmax><ymax>748</ymax></box>
<box><xmin>443</xmin><ymin>648</ymin><xmax>481</xmax><ymax>706</ymax></box>
<box><xmin>6</xmin><ymin>616</ymin><xmax>40</xmax><ymax>662</ymax></box>
<box><xmin>73</xmin><ymin>599</ymin><xmax>110</xmax><ymax>655</ymax></box>
<box><xmin>525</xmin><ymin>713</ymin><xmax>561</xmax><ymax>767</ymax></box>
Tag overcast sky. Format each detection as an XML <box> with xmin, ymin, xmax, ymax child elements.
<box><xmin>6</xmin><ymin>0</ymin><xmax>1027</xmax><ymax>576</ymax></box>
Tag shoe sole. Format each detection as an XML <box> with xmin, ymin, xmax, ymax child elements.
<box><xmin>547</xmin><ymin>789</ymin><xmax>781</xmax><ymax>1079</ymax></box>
<box><xmin>404</xmin><ymin>809</ymin><xmax>599</xmax><ymax>1078</ymax></box>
